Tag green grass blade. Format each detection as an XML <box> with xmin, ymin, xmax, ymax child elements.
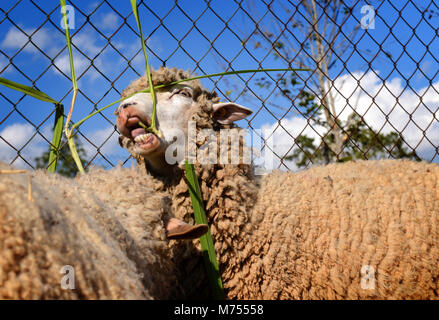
<box><xmin>158</xmin><ymin>68</ymin><xmax>310</xmax><ymax>86</ymax></box>
<box><xmin>0</xmin><ymin>76</ymin><xmax>65</xmax><ymax>173</ymax></box>
<box><xmin>60</xmin><ymin>0</ymin><xmax>77</xmax><ymax>91</ymax></box>
<box><xmin>47</xmin><ymin>104</ymin><xmax>65</xmax><ymax>173</ymax></box>
<box><xmin>130</xmin><ymin>0</ymin><xmax>160</xmax><ymax>136</ymax></box>
<box><xmin>67</xmin><ymin>133</ymin><xmax>85</xmax><ymax>174</ymax></box>
<box><xmin>184</xmin><ymin>161</ymin><xmax>224</xmax><ymax>300</ymax></box>
<box><xmin>60</xmin><ymin>0</ymin><xmax>84</xmax><ymax>174</ymax></box>
<box><xmin>71</xmin><ymin>68</ymin><xmax>308</xmax><ymax>131</ymax></box>
<box><xmin>0</xmin><ymin>77</ymin><xmax>59</xmax><ymax>104</ymax></box>
<box><xmin>72</xmin><ymin>97</ymin><xmax>124</xmax><ymax>130</ymax></box>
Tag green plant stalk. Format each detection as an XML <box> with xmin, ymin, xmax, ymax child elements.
<box><xmin>47</xmin><ymin>104</ymin><xmax>65</xmax><ymax>173</ymax></box>
<box><xmin>64</xmin><ymin>91</ymin><xmax>84</xmax><ymax>176</ymax></box>
<box><xmin>60</xmin><ymin>0</ymin><xmax>84</xmax><ymax>174</ymax></box>
<box><xmin>130</xmin><ymin>0</ymin><xmax>221</xmax><ymax>298</ymax></box>
<box><xmin>137</xmin><ymin>121</ymin><xmax>148</xmax><ymax>131</ymax></box>
<box><xmin>184</xmin><ymin>161</ymin><xmax>224</xmax><ymax>300</ymax></box>
<box><xmin>130</xmin><ymin>0</ymin><xmax>160</xmax><ymax>137</ymax></box>
<box><xmin>67</xmin><ymin>132</ymin><xmax>84</xmax><ymax>172</ymax></box>
<box><xmin>60</xmin><ymin>0</ymin><xmax>78</xmax><ymax>129</ymax></box>
<box><xmin>0</xmin><ymin>77</ymin><xmax>65</xmax><ymax>173</ymax></box>
<box><xmin>0</xmin><ymin>77</ymin><xmax>59</xmax><ymax>104</ymax></box>
<box><xmin>71</xmin><ymin>68</ymin><xmax>309</xmax><ymax>131</ymax></box>
<box><xmin>60</xmin><ymin>0</ymin><xmax>77</xmax><ymax>94</ymax></box>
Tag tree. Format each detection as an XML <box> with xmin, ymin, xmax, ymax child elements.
<box><xmin>35</xmin><ymin>132</ymin><xmax>88</xmax><ymax>177</ymax></box>
<box><xmin>285</xmin><ymin>113</ymin><xmax>420</xmax><ymax>168</ymax></box>
<box><xmin>234</xmin><ymin>0</ymin><xmax>420</xmax><ymax>167</ymax></box>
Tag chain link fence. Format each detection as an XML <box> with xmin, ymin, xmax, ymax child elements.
<box><xmin>0</xmin><ymin>0</ymin><xmax>438</xmax><ymax>173</ymax></box>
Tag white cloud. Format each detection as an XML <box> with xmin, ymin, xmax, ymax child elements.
<box><xmin>0</xmin><ymin>123</ymin><xmax>50</xmax><ymax>169</ymax></box>
<box><xmin>114</xmin><ymin>37</ymin><xmax>163</xmax><ymax>72</ymax></box>
<box><xmin>81</xmin><ymin>126</ymin><xmax>120</xmax><ymax>157</ymax></box>
<box><xmin>1</xmin><ymin>27</ymin><xmax>52</xmax><ymax>54</ymax></box>
<box><xmin>418</xmin><ymin>60</ymin><xmax>432</xmax><ymax>80</ymax></box>
<box><xmin>53</xmin><ymin>53</ymin><xmax>90</xmax><ymax>77</ymax></box>
<box><xmin>0</xmin><ymin>123</ymin><xmax>35</xmax><ymax>149</ymax></box>
<box><xmin>53</xmin><ymin>51</ymin><xmax>101</xmax><ymax>81</ymax></box>
<box><xmin>1</xmin><ymin>28</ymin><xmax>30</xmax><ymax>50</ymax></box>
<box><xmin>329</xmin><ymin>71</ymin><xmax>439</xmax><ymax>152</ymax></box>
<box><xmin>259</xmin><ymin>71</ymin><xmax>439</xmax><ymax>170</ymax></box>
<box><xmin>0</xmin><ymin>26</ymin><xmax>105</xmax><ymax>81</ymax></box>
<box><xmin>72</xmin><ymin>33</ymin><xmax>102</xmax><ymax>56</ymax></box>
<box><xmin>52</xmin><ymin>33</ymin><xmax>112</xmax><ymax>81</ymax></box>
<box><xmin>86</xmin><ymin>1</ymin><xmax>100</xmax><ymax>12</ymax></box>
<box><xmin>78</xmin><ymin>125</ymin><xmax>130</xmax><ymax>168</ymax></box>
<box><xmin>100</xmin><ymin>12</ymin><xmax>120</xmax><ymax>30</ymax></box>
<box><xmin>253</xmin><ymin>116</ymin><xmax>325</xmax><ymax>171</ymax></box>
<box><xmin>0</xmin><ymin>123</ymin><xmax>124</xmax><ymax>170</ymax></box>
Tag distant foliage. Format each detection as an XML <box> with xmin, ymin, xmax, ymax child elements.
<box><xmin>285</xmin><ymin>113</ymin><xmax>421</xmax><ymax>168</ymax></box>
<box><xmin>250</xmin><ymin>0</ymin><xmax>420</xmax><ymax>167</ymax></box>
<box><xmin>35</xmin><ymin>133</ymin><xmax>88</xmax><ymax>177</ymax></box>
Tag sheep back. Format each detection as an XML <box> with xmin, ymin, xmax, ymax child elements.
<box><xmin>248</xmin><ymin>159</ymin><xmax>439</xmax><ymax>299</ymax></box>
<box><xmin>0</xmin><ymin>163</ymin><xmax>177</xmax><ymax>299</ymax></box>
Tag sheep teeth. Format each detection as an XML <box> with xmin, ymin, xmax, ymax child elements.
<box><xmin>134</xmin><ymin>133</ymin><xmax>152</xmax><ymax>143</ymax></box>
<box><xmin>134</xmin><ymin>134</ymin><xmax>146</xmax><ymax>143</ymax></box>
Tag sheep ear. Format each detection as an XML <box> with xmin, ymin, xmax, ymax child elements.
<box><xmin>212</xmin><ymin>102</ymin><xmax>252</xmax><ymax>124</ymax></box>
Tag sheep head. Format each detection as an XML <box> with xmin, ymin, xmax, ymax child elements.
<box><xmin>116</xmin><ymin>67</ymin><xmax>252</xmax><ymax>176</ymax></box>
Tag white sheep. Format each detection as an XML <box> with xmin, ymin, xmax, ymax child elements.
<box><xmin>116</xmin><ymin>67</ymin><xmax>439</xmax><ymax>299</ymax></box>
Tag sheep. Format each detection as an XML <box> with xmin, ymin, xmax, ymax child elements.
<box><xmin>116</xmin><ymin>67</ymin><xmax>439</xmax><ymax>299</ymax></box>
<box><xmin>1</xmin><ymin>67</ymin><xmax>438</xmax><ymax>300</ymax></box>
<box><xmin>0</xmin><ymin>162</ymin><xmax>192</xmax><ymax>299</ymax></box>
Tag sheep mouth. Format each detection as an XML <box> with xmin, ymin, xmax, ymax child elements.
<box><xmin>125</xmin><ymin>117</ymin><xmax>161</xmax><ymax>152</ymax></box>
<box><xmin>116</xmin><ymin>107</ymin><xmax>161</xmax><ymax>154</ymax></box>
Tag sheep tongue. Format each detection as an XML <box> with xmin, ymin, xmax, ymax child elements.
<box><xmin>131</xmin><ymin>127</ymin><xmax>147</xmax><ymax>138</ymax></box>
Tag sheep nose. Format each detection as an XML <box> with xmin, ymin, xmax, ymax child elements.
<box><xmin>115</xmin><ymin>102</ymin><xmax>136</xmax><ymax>115</ymax></box>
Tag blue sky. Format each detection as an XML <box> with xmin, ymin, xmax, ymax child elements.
<box><xmin>0</xmin><ymin>0</ymin><xmax>438</xmax><ymax>171</ymax></box>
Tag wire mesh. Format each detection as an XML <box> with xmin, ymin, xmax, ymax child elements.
<box><xmin>0</xmin><ymin>0</ymin><xmax>438</xmax><ymax>173</ymax></box>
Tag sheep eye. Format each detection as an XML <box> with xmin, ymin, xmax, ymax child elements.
<box><xmin>178</xmin><ymin>89</ymin><xmax>191</xmax><ymax>98</ymax></box>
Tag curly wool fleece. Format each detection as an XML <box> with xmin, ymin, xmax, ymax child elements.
<box><xmin>121</xmin><ymin>68</ymin><xmax>439</xmax><ymax>299</ymax></box>
<box><xmin>0</xmin><ymin>163</ymin><xmax>181</xmax><ymax>299</ymax></box>
<box><xmin>1</xmin><ymin>68</ymin><xmax>438</xmax><ymax>299</ymax></box>
<box><xmin>166</xmin><ymin>158</ymin><xmax>439</xmax><ymax>299</ymax></box>
<box><xmin>249</xmin><ymin>159</ymin><xmax>439</xmax><ymax>299</ymax></box>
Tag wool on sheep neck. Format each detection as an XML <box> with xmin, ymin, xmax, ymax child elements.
<box><xmin>134</xmin><ymin>130</ymin><xmax>260</xmax><ymax>299</ymax></box>
<box><xmin>121</xmin><ymin>67</ymin><xmax>262</xmax><ymax>298</ymax></box>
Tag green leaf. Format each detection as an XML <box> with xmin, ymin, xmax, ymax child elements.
<box><xmin>0</xmin><ymin>77</ymin><xmax>58</xmax><ymax>104</ymax></box>
<box><xmin>47</xmin><ymin>104</ymin><xmax>65</xmax><ymax>173</ymax></box>
<box><xmin>184</xmin><ymin>161</ymin><xmax>224</xmax><ymax>300</ymax></box>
